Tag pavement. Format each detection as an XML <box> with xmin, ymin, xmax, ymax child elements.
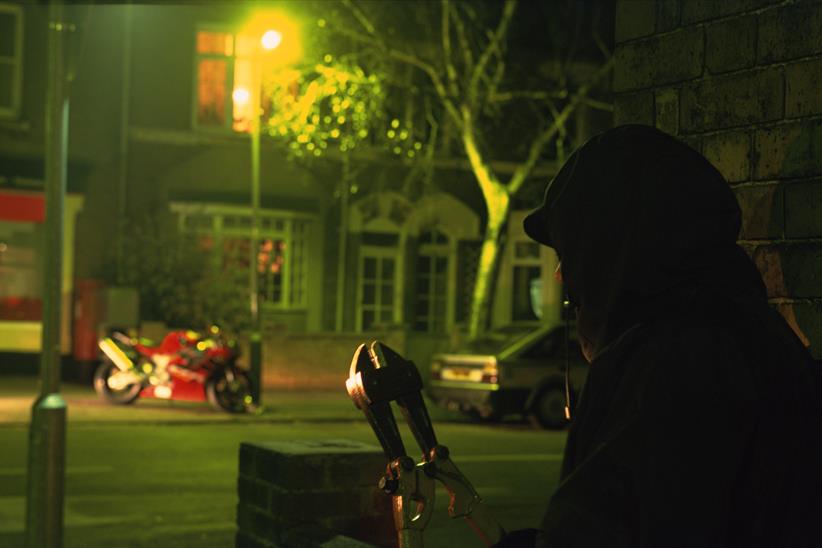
<box><xmin>0</xmin><ymin>376</ymin><xmax>565</xmax><ymax>548</ymax></box>
<box><xmin>0</xmin><ymin>376</ymin><xmax>470</xmax><ymax>426</ymax></box>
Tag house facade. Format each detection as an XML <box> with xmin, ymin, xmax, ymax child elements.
<box><xmin>0</xmin><ymin>2</ymin><xmax>604</xmax><ymax>380</ymax></box>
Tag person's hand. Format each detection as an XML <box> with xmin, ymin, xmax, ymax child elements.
<box><xmin>491</xmin><ymin>528</ymin><xmax>539</xmax><ymax>547</ymax></box>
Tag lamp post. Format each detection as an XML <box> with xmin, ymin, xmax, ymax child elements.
<box><xmin>26</xmin><ymin>2</ymin><xmax>69</xmax><ymax>545</ymax></box>
<box><xmin>248</xmin><ymin>29</ymin><xmax>282</xmax><ymax>407</ymax></box>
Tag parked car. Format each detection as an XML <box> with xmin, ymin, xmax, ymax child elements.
<box><xmin>426</xmin><ymin>323</ymin><xmax>588</xmax><ymax>429</ymax></box>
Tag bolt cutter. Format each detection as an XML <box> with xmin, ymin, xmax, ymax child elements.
<box><xmin>346</xmin><ymin>341</ymin><xmax>506</xmax><ymax>547</ymax></box>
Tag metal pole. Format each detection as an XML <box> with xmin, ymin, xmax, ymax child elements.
<box><xmin>116</xmin><ymin>5</ymin><xmax>132</xmax><ymax>284</ymax></box>
<box><xmin>334</xmin><ymin>156</ymin><xmax>349</xmax><ymax>332</ymax></box>
<box><xmin>248</xmin><ymin>54</ymin><xmax>262</xmax><ymax>405</ymax></box>
<box><xmin>26</xmin><ymin>2</ymin><xmax>68</xmax><ymax>546</ymax></box>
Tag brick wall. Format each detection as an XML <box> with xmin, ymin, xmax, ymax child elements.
<box><xmin>236</xmin><ymin>439</ymin><xmax>394</xmax><ymax>547</ymax></box>
<box><xmin>614</xmin><ymin>0</ymin><xmax>822</xmax><ymax>358</ymax></box>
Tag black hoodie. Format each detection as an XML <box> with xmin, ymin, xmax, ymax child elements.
<box><xmin>521</xmin><ymin>125</ymin><xmax>822</xmax><ymax>547</ymax></box>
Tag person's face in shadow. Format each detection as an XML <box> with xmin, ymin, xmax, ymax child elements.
<box><xmin>555</xmin><ymin>261</ymin><xmax>596</xmax><ymax>363</ymax></box>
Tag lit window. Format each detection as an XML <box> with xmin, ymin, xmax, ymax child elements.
<box><xmin>193</xmin><ymin>27</ymin><xmax>270</xmax><ymax>133</ymax></box>
<box><xmin>0</xmin><ymin>4</ymin><xmax>23</xmax><ymax>119</ymax></box>
<box><xmin>194</xmin><ymin>29</ymin><xmax>233</xmax><ymax>129</ymax></box>
<box><xmin>174</xmin><ymin>206</ymin><xmax>310</xmax><ymax>309</ymax></box>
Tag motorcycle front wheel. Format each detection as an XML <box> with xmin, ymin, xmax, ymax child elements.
<box><xmin>93</xmin><ymin>360</ymin><xmax>142</xmax><ymax>405</ymax></box>
<box><xmin>206</xmin><ymin>367</ymin><xmax>251</xmax><ymax>413</ymax></box>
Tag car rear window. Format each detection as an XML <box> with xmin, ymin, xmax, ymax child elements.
<box><xmin>461</xmin><ymin>325</ymin><xmax>537</xmax><ymax>354</ymax></box>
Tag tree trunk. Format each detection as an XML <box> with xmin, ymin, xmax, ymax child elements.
<box><xmin>467</xmin><ymin>200</ymin><xmax>509</xmax><ymax>339</ymax></box>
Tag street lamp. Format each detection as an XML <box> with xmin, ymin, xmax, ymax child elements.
<box><xmin>240</xmin><ymin>10</ymin><xmax>300</xmax><ymax>407</ymax></box>
<box><xmin>247</xmin><ymin>30</ymin><xmax>279</xmax><ymax>407</ymax></box>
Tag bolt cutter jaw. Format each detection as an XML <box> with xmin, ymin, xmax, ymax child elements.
<box><xmin>346</xmin><ymin>341</ymin><xmax>506</xmax><ymax>547</ymax></box>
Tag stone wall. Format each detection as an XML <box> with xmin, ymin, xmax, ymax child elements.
<box><xmin>614</xmin><ymin>0</ymin><xmax>822</xmax><ymax>358</ymax></box>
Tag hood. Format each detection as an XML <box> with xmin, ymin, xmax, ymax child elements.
<box><xmin>524</xmin><ymin>124</ymin><xmax>766</xmax><ymax>358</ymax></box>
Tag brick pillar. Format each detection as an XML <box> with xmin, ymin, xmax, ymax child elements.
<box><xmin>236</xmin><ymin>439</ymin><xmax>394</xmax><ymax>548</ymax></box>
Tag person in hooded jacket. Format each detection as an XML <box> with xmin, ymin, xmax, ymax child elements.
<box><xmin>498</xmin><ymin>125</ymin><xmax>822</xmax><ymax>548</ymax></box>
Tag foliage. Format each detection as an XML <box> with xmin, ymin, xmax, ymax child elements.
<box><xmin>117</xmin><ymin>214</ymin><xmax>250</xmax><ymax>335</ymax></box>
<box><xmin>261</xmin><ymin>55</ymin><xmax>432</xmax><ymax>165</ymax></box>
<box><xmin>262</xmin><ymin>58</ymin><xmax>382</xmax><ymax>156</ymax></box>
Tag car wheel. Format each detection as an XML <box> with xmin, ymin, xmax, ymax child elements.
<box><xmin>531</xmin><ymin>386</ymin><xmax>568</xmax><ymax>430</ymax></box>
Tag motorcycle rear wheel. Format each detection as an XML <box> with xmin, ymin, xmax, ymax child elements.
<box><xmin>93</xmin><ymin>360</ymin><xmax>142</xmax><ymax>405</ymax></box>
<box><xmin>206</xmin><ymin>367</ymin><xmax>251</xmax><ymax>413</ymax></box>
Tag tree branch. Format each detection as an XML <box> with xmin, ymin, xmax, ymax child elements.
<box><xmin>450</xmin><ymin>3</ymin><xmax>474</xmax><ymax>79</ymax></box>
<box><xmin>489</xmin><ymin>89</ymin><xmax>569</xmax><ymax>103</ymax></box>
<box><xmin>468</xmin><ymin>0</ymin><xmax>517</xmax><ymax>106</ymax></box>
<box><xmin>507</xmin><ymin>55</ymin><xmax>614</xmax><ymax>195</ymax></box>
<box><xmin>341</xmin><ymin>0</ymin><xmax>378</xmax><ymax>38</ymax></box>
<box><xmin>441</xmin><ymin>0</ymin><xmax>460</xmax><ymax>97</ymax></box>
<box><xmin>325</xmin><ymin>13</ymin><xmax>464</xmax><ymax>129</ymax></box>
<box><xmin>580</xmin><ymin>97</ymin><xmax>613</xmax><ymax>111</ymax></box>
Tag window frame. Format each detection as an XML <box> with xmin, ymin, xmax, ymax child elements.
<box><xmin>415</xmin><ymin>228</ymin><xmax>451</xmax><ymax>333</ymax></box>
<box><xmin>511</xmin><ymin>238</ymin><xmax>543</xmax><ymax>321</ymax></box>
<box><xmin>356</xmin><ymin>245</ymin><xmax>400</xmax><ymax>332</ymax></box>
<box><xmin>172</xmin><ymin>203</ymin><xmax>312</xmax><ymax>310</ymax></box>
<box><xmin>0</xmin><ymin>3</ymin><xmax>23</xmax><ymax>120</ymax></box>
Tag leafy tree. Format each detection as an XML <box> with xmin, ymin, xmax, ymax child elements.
<box><xmin>265</xmin><ymin>0</ymin><xmax>613</xmax><ymax>338</ymax></box>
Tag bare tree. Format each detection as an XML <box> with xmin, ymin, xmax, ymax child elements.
<box><xmin>274</xmin><ymin>0</ymin><xmax>613</xmax><ymax>337</ymax></box>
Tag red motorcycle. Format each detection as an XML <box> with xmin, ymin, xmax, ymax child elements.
<box><xmin>94</xmin><ymin>326</ymin><xmax>252</xmax><ymax>413</ymax></box>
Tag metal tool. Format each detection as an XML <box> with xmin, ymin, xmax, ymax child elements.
<box><xmin>346</xmin><ymin>341</ymin><xmax>506</xmax><ymax>547</ymax></box>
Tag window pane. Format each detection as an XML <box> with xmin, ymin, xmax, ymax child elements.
<box><xmin>380</xmin><ymin>309</ymin><xmax>393</xmax><ymax>323</ymax></box>
<box><xmin>0</xmin><ymin>13</ymin><xmax>15</xmax><ymax>57</ymax></box>
<box><xmin>0</xmin><ymin>64</ymin><xmax>12</xmax><ymax>108</ymax></box>
<box><xmin>363</xmin><ymin>283</ymin><xmax>375</xmax><ymax>304</ymax></box>
<box><xmin>232</xmin><ymin>58</ymin><xmax>253</xmax><ymax>133</ymax></box>
<box><xmin>197</xmin><ymin>59</ymin><xmax>227</xmax><ymax>127</ymax></box>
<box><xmin>362</xmin><ymin>310</ymin><xmax>375</xmax><ymax>331</ymax></box>
<box><xmin>515</xmin><ymin>241</ymin><xmax>540</xmax><ymax>259</ymax></box>
<box><xmin>196</xmin><ymin>30</ymin><xmax>233</xmax><ymax>55</ymax></box>
<box><xmin>380</xmin><ymin>284</ymin><xmax>393</xmax><ymax>306</ymax></box>
<box><xmin>432</xmin><ymin>272</ymin><xmax>444</xmax><ymax>293</ymax></box>
<box><xmin>363</xmin><ymin>258</ymin><xmax>376</xmax><ymax>279</ymax></box>
<box><xmin>183</xmin><ymin>214</ymin><xmax>213</xmax><ymax>231</ymax></box>
<box><xmin>381</xmin><ymin>259</ymin><xmax>395</xmax><ymax>280</ymax></box>
<box><xmin>417</xmin><ymin>256</ymin><xmax>430</xmax><ymax>272</ymax></box>
<box><xmin>512</xmin><ymin>265</ymin><xmax>541</xmax><ymax>321</ymax></box>
<box><xmin>435</xmin><ymin>257</ymin><xmax>447</xmax><ymax>274</ymax></box>
<box><xmin>223</xmin><ymin>215</ymin><xmax>251</xmax><ymax>230</ymax></box>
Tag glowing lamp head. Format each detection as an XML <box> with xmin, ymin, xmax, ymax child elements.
<box><xmin>261</xmin><ymin>29</ymin><xmax>282</xmax><ymax>50</ymax></box>
<box><xmin>232</xmin><ymin>87</ymin><xmax>250</xmax><ymax>105</ymax></box>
